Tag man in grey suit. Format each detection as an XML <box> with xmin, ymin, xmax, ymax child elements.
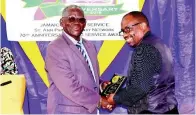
<box><xmin>45</xmin><ymin>5</ymin><xmax>100</xmax><ymax>114</ymax></box>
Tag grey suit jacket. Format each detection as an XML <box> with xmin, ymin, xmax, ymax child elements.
<box><xmin>45</xmin><ymin>33</ymin><xmax>100</xmax><ymax>114</ymax></box>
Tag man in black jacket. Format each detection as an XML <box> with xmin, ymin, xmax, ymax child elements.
<box><xmin>101</xmin><ymin>11</ymin><xmax>178</xmax><ymax>114</ymax></box>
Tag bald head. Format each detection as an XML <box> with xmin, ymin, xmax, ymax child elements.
<box><xmin>123</xmin><ymin>11</ymin><xmax>149</xmax><ymax>27</ymax></box>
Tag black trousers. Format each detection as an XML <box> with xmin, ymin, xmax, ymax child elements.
<box><xmin>139</xmin><ymin>107</ymin><xmax>179</xmax><ymax>114</ymax></box>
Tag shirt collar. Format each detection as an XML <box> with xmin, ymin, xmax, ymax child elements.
<box><xmin>63</xmin><ymin>31</ymin><xmax>83</xmax><ymax>45</ymax></box>
<box><xmin>143</xmin><ymin>31</ymin><xmax>151</xmax><ymax>40</ymax></box>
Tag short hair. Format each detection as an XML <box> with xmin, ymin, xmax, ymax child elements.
<box><xmin>62</xmin><ymin>5</ymin><xmax>84</xmax><ymax>17</ymax></box>
<box><xmin>124</xmin><ymin>11</ymin><xmax>149</xmax><ymax>27</ymax></box>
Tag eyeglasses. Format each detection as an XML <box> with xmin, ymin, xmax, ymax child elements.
<box><xmin>119</xmin><ymin>22</ymin><xmax>142</xmax><ymax>36</ymax></box>
<box><xmin>64</xmin><ymin>16</ymin><xmax>86</xmax><ymax>24</ymax></box>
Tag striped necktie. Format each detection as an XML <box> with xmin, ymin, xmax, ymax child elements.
<box><xmin>76</xmin><ymin>42</ymin><xmax>92</xmax><ymax>74</ymax></box>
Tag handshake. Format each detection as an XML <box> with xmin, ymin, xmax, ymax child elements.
<box><xmin>99</xmin><ymin>75</ymin><xmax>127</xmax><ymax>111</ymax></box>
<box><xmin>99</xmin><ymin>81</ymin><xmax>116</xmax><ymax>111</ymax></box>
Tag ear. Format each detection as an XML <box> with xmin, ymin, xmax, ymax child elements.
<box><xmin>140</xmin><ymin>22</ymin><xmax>147</xmax><ymax>30</ymax></box>
<box><xmin>60</xmin><ymin>18</ymin><xmax>64</xmax><ymax>27</ymax></box>
<box><xmin>84</xmin><ymin>21</ymin><xmax>86</xmax><ymax>28</ymax></box>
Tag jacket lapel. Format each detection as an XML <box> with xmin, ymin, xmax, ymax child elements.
<box><xmin>83</xmin><ymin>40</ymin><xmax>99</xmax><ymax>86</ymax></box>
<box><xmin>61</xmin><ymin>33</ymin><xmax>94</xmax><ymax>81</ymax></box>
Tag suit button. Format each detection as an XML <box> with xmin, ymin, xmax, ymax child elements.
<box><xmin>94</xmin><ymin>87</ymin><xmax>98</xmax><ymax>91</ymax></box>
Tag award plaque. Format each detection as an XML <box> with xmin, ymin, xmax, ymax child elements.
<box><xmin>101</xmin><ymin>74</ymin><xmax>127</xmax><ymax>96</ymax></box>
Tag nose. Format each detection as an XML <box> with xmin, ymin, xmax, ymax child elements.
<box><xmin>72</xmin><ymin>21</ymin><xmax>81</xmax><ymax>27</ymax></box>
<box><xmin>73</xmin><ymin>20</ymin><xmax>80</xmax><ymax>24</ymax></box>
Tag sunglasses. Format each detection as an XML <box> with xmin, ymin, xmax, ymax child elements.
<box><xmin>64</xmin><ymin>16</ymin><xmax>86</xmax><ymax>24</ymax></box>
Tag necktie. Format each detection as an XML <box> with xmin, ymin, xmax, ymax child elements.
<box><xmin>76</xmin><ymin>42</ymin><xmax>93</xmax><ymax>75</ymax></box>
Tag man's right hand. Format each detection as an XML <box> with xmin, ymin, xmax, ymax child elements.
<box><xmin>100</xmin><ymin>96</ymin><xmax>115</xmax><ymax>111</ymax></box>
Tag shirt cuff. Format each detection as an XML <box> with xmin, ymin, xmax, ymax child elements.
<box><xmin>113</xmin><ymin>93</ymin><xmax>121</xmax><ymax>104</ymax></box>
